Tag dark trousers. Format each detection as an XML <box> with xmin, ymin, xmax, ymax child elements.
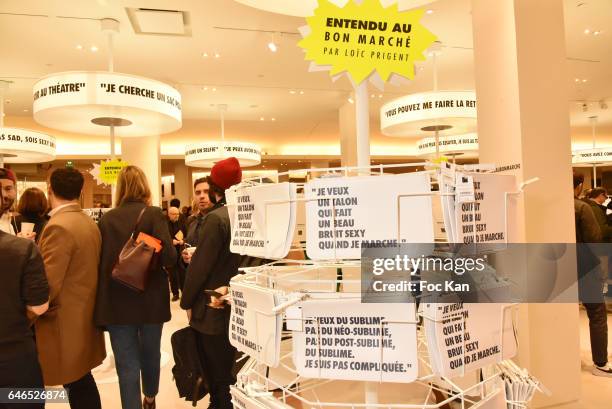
<box><xmin>63</xmin><ymin>372</ymin><xmax>101</xmax><ymax>409</ymax></box>
<box><xmin>107</xmin><ymin>324</ymin><xmax>163</xmax><ymax>409</ymax></box>
<box><xmin>168</xmin><ymin>265</ymin><xmax>180</xmax><ymax>297</ymax></box>
<box><xmin>0</xmin><ymin>348</ymin><xmax>44</xmax><ymax>409</ymax></box>
<box><xmin>196</xmin><ymin>332</ymin><xmax>236</xmax><ymax>409</ymax></box>
<box><xmin>584</xmin><ymin>302</ymin><xmax>609</xmax><ymax>366</ymax></box>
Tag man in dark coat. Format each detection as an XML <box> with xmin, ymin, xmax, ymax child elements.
<box><xmin>167</xmin><ymin>206</ymin><xmax>187</xmax><ymax>300</ymax></box>
<box><xmin>573</xmin><ymin>173</ymin><xmax>611</xmax><ymax>377</ymax></box>
<box><xmin>181</xmin><ymin>157</ymin><xmax>242</xmax><ymax>409</ymax></box>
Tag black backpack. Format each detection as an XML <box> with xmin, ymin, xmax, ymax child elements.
<box><xmin>171</xmin><ymin>327</ymin><xmax>208</xmax><ymax>406</ymax></box>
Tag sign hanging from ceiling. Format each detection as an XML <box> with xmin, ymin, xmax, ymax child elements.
<box><xmin>185</xmin><ymin>141</ymin><xmax>262</xmax><ymax>168</ymax></box>
<box><xmin>572</xmin><ymin>147</ymin><xmax>612</xmax><ymax>166</ymax></box>
<box><xmin>298</xmin><ymin>0</ymin><xmax>437</xmax><ymax>84</ymax></box>
<box><xmin>90</xmin><ymin>158</ymin><xmax>130</xmax><ymax>185</ymax></box>
<box><xmin>0</xmin><ymin>128</ymin><xmax>56</xmax><ymax>163</ymax></box>
<box><xmin>32</xmin><ymin>71</ymin><xmax>182</xmax><ymax>137</ymax></box>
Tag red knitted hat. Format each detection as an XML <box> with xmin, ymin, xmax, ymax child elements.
<box><xmin>0</xmin><ymin>168</ymin><xmax>16</xmax><ymax>184</ymax></box>
<box><xmin>210</xmin><ymin>157</ymin><xmax>242</xmax><ymax>190</ymax></box>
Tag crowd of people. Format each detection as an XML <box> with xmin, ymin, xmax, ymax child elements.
<box><xmin>0</xmin><ymin>157</ymin><xmax>244</xmax><ymax>409</ymax></box>
<box><xmin>573</xmin><ymin>173</ymin><xmax>612</xmax><ymax>377</ymax></box>
<box><xmin>2</xmin><ymin>164</ymin><xmax>610</xmax><ymax>409</ymax></box>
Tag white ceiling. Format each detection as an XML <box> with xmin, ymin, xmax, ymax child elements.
<box><xmin>0</xmin><ymin>0</ymin><xmax>611</xmax><ymax>157</ymax></box>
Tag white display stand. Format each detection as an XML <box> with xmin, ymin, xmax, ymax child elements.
<box><xmin>226</xmin><ymin>163</ymin><xmax>544</xmax><ymax>409</ymax></box>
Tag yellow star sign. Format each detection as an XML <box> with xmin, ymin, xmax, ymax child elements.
<box><xmin>299</xmin><ymin>0</ymin><xmax>437</xmax><ymax>84</ymax></box>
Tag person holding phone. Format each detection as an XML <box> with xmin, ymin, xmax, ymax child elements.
<box><xmin>180</xmin><ymin>157</ymin><xmax>242</xmax><ymax>409</ymax></box>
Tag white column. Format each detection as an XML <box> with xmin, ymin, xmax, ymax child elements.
<box><xmin>121</xmin><ymin>135</ymin><xmax>162</xmax><ymax>206</ymax></box>
<box><xmin>340</xmin><ymin>101</ymin><xmax>358</xmax><ymax>168</ymax></box>
<box><xmin>472</xmin><ymin>0</ymin><xmax>580</xmax><ymax>407</ymax></box>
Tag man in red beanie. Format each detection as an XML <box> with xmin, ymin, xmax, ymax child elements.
<box><xmin>0</xmin><ymin>168</ymin><xmax>18</xmax><ymax>235</ymax></box>
<box><xmin>181</xmin><ymin>157</ymin><xmax>242</xmax><ymax>409</ymax></box>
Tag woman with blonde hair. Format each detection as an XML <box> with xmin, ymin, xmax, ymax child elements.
<box><xmin>95</xmin><ymin>166</ymin><xmax>176</xmax><ymax>409</ymax></box>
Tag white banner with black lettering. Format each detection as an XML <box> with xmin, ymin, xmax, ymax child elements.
<box><xmin>305</xmin><ymin>173</ymin><xmax>434</xmax><ymax>260</ymax></box>
<box><xmin>0</xmin><ymin>128</ymin><xmax>56</xmax><ymax>163</ymax></box>
<box><xmin>229</xmin><ymin>280</ymin><xmax>282</xmax><ymax>367</ymax></box>
<box><xmin>423</xmin><ymin>302</ymin><xmax>517</xmax><ymax>379</ymax></box>
<box><xmin>291</xmin><ymin>298</ymin><xmax>418</xmax><ymax>383</ymax></box>
<box><xmin>227</xmin><ymin>182</ymin><xmax>297</xmax><ymax>259</ymax></box>
<box><xmin>454</xmin><ymin>173</ymin><xmax>517</xmax><ymax>245</ymax></box>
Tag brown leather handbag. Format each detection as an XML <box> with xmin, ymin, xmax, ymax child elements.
<box><xmin>111</xmin><ymin>207</ymin><xmax>159</xmax><ymax>292</ymax></box>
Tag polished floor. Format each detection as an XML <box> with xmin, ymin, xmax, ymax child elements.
<box><xmin>49</xmin><ymin>303</ymin><xmax>610</xmax><ymax>409</ymax></box>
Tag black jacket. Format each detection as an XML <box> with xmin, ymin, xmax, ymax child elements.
<box><xmin>14</xmin><ymin>214</ymin><xmax>49</xmax><ymax>243</ymax></box>
<box><xmin>0</xmin><ymin>231</ymin><xmax>49</xmax><ymax>360</ymax></box>
<box><xmin>95</xmin><ymin>201</ymin><xmax>177</xmax><ymax>326</ymax></box>
<box><xmin>180</xmin><ymin>203</ymin><xmax>241</xmax><ymax>335</ymax></box>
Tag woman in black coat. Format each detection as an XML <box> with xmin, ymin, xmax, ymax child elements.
<box><xmin>14</xmin><ymin>187</ymin><xmax>49</xmax><ymax>243</ymax></box>
<box><xmin>94</xmin><ymin>166</ymin><xmax>176</xmax><ymax>409</ymax></box>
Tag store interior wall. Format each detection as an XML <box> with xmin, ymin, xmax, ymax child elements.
<box><xmin>472</xmin><ymin>0</ymin><xmax>581</xmax><ymax>407</ymax></box>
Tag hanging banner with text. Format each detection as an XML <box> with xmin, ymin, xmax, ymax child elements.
<box><xmin>185</xmin><ymin>141</ymin><xmax>262</xmax><ymax>168</ymax></box>
<box><xmin>227</xmin><ymin>182</ymin><xmax>297</xmax><ymax>259</ymax></box>
<box><xmin>417</xmin><ymin>133</ymin><xmax>479</xmax><ymax>157</ymax></box>
<box><xmin>454</xmin><ymin>173</ymin><xmax>517</xmax><ymax>245</ymax></box>
<box><xmin>32</xmin><ymin>71</ymin><xmax>182</xmax><ymax>137</ymax></box>
<box><xmin>229</xmin><ymin>280</ymin><xmax>283</xmax><ymax>367</ymax></box>
<box><xmin>380</xmin><ymin>90</ymin><xmax>477</xmax><ymax>137</ymax></box>
<box><xmin>0</xmin><ymin>128</ymin><xmax>56</xmax><ymax>163</ymax></box>
<box><xmin>291</xmin><ymin>298</ymin><xmax>418</xmax><ymax>383</ymax></box>
<box><xmin>298</xmin><ymin>0</ymin><xmax>437</xmax><ymax>84</ymax></box>
<box><xmin>89</xmin><ymin>159</ymin><xmax>129</xmax><ymax>186</ymax></box>
<box><xmin>423</xmin><ymin>302</ymin><xmax>517</xmax><ymax>379</ymax></box>
<box><xmin>305</xmin><ymin>173</ymin><xmax>434</xmax><ymax>260</ymax></box>
<box><xmin>572</xmin><ymin>147</ymin><xmax>612</xmax><ymax>166</ymax></box>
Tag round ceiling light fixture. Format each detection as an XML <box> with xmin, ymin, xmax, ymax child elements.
<box><xmin>185</xmin><ymin>141</ymin><xmax>262</xmax><ymax>168</ymax></box>
<box><xmin>572</xmin><ymin>147</ymin><xmax>612</xmax><ymax>166</ymax></box>
<box><xmin>0</xmin><ymin>128</ymin><xmax>56</xmax><ymax>164</ymax></box>
<box><xmin>185</xmin><ymin>105</ymin><xmax>261</xmax><ymax>168</ymax></box>
<box><xmin>416</xmin><ymin>133</ymin><xmax>478</xmax><ymax>159</ymax></box>
<box><xmin>380</xmin><ymin>90</ymin><xmax>477</xmax><ymax>137</ymax></box>
<box><xmin>32</xmin><ymin>71</ymin><xmax>182</xmax><ymax>137</ymax></box>
<box><xmin>0</xmin><ymin>80</ymin><xmax>56</xmax><ymax>166</ymax></box>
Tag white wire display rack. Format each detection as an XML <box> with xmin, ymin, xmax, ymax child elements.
<box><xmin>228</xmin><ymin>163</ymin><xmax>544</xmax><ymax>409</ymax></box>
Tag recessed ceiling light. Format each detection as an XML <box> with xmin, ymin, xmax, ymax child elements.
<box><xmin>371</xmin><ymin>94</ymin><xmax>375</xmax><ymax>98</ymax></box>
<box><xmin>378</xmin><ymin>94</ymin><xmax>383</xmax><ymax>98</ymax></box>
<box><xmin>584</xmin><ymin>29</ymin><xmax>591</xmax><ymax>34</ymax></box>
<box><xmin>299</xmin><ymin>90</ymin><xmax>304</xmax><ymax>95</ymax></box>
<box><xmin>289</xmin><ymin>90</ymin><xmax>296</xmax><ymax>94</ymax></box>
<box><xmin>76</xmin><ymin>44</ymin><xmax>83</xmax><ymax>50</ymax></box>
<box><xmin>582</xmin><ymin>79</ymin><xmax>588</xmax><ymax>83</ymax></box>
<box><xmin>271</xmin><ymin>118</ymin><xmax>276</xmax><ymax>121</ymax></box>
<box><xmin>426</xmin><ymin>9</ymin><xmax>434</xmax><ymax>14</ymax></box>
<box><xmin>268</xmin><ymin>42</ymin><xmax>278</xmax><ymax>52</ymax></box>
<box><xmin>593</xmin><ymin>30</ymin><xmax>601</xmax><ymax>35</ymax></box>
<box><xmin>202</xmin><ymin>52</ymin><xmax>209</xmax><ymax>58</ymax></box>
<box><xmin>90</xmin><ymin>45</ymin><xmax>98</xmax><ymax>52</ymax></box>
<box><xmin>212</xmin><ymin>87</ymin><xmax>217</xmax><ymax>91</ymax></box>
<box><xmin>202</xmin><ymin>86</ymin><xmax>208</xmax><ymax>91</ymax></box>
<box><xmin>214</xmin><ymin>52</ymin><xmax>220</xmax><ymax>58</ymax></box>
<box><xmin>575</xmin><ymin>78</ymin><xmax>580</xmax><ymax>82</ymax></box>
<box><xmin>23</xmin><ymin>109</ymin><xmax>29</xmax><ymax>112</ymax></box>
<box><xmin>348</xmin><ymin>97</ymin><xmax>354</xmax><ymax>104</ymax></box>
<box><xmin>260</xmin><ymin>117</ymin><xmax>264</xmax><ymax>121</ymax></box>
